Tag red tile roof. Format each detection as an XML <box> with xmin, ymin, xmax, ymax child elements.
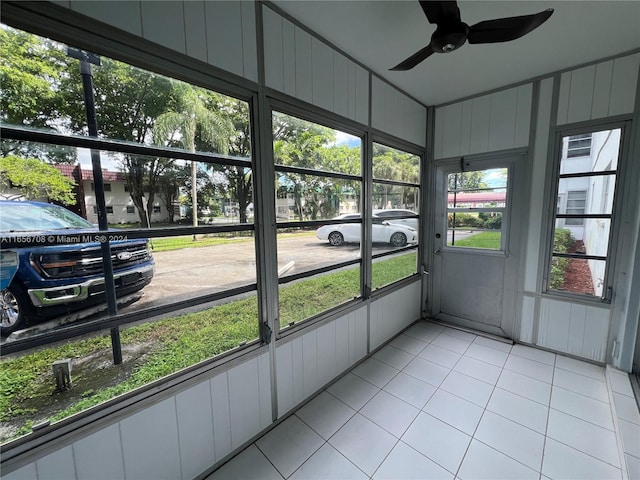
<box><xmin>54</xmin><ymin>164</ymin><xmax>125</xmax><ymax>182</ymax></box>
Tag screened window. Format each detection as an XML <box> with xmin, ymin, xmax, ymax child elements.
<box><xmin>446</xmin><ymin>168</ymin><xmax>508</xmax><ymax>251</ymax></box>
<box><xmin>371</xmin><ymin>143</ymin><xmax>421</xmax><ymax>289</ymax></box>
<box><xmin>548</xmin><ymin>128</ymin><xmax>622</xmax><ymax>298</ymax></box>
<box><xmin>273</xmin><ymin>111</ymin><xmax>362</xmax><ymax>329</ymax></box>
<box><xmin>0</xmin><ymin>24</ymin><xmax>257</xmax><ymax>446</ymax></box>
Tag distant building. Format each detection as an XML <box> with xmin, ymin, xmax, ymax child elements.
<box><xmin>56</xmin><ymin>164</ymin><xmax>172</xmax><ymax>224</ymax></box>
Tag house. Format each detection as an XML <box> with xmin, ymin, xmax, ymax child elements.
<box><xmin>1</xmin><ymin>2</ymin><xmax>639</xmax><ymax>479</ymax></box>
<box><xmin>55</xmin><ymin>164</ymin><xmax>173</xmax><ymax>224</ymax></box>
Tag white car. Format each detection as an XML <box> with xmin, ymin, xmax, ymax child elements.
<box><xmin>316</xmin><ymin>214</ymin><xmax>418</xmax><ymax>247</ymax></box>
<box><xmin>373</xmin><ymin>209</ymin><xmax>419</xmax><ymax>230</ymax></box>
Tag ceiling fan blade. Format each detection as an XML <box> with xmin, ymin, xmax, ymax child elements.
<box><xmin>390</xmin><ymin>44</ymin><xmax>436</xmax><ymax>71</ymax></box>
<box><xmin>419</xmin><ymin>1</ymin><xmax>461</xmax><ymax>25</ymax></box>
<box><xmin>467</xmin><ymin>9</ymin><xmax>553</xmax><ymax>44</ymax></box>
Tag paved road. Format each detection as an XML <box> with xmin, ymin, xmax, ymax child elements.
<box><xmin>121</xmin><ymin>233</ymin><xmax>392</xmax><ymax>313</ymax></box>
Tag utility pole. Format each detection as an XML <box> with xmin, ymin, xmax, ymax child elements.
<box><xmin>67</xmin><ymin>47</ymin><xmax>122</xmax><ymax>365</ymax></box>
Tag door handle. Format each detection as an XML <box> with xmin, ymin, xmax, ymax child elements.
<box><xmin>434</xmin><ymin>247</ymin><xmax>441</xmax><ymax>255</ymax></box>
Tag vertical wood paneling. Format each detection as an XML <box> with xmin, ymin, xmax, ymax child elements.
<box><xmin>355</xmin><ymin>66</ymin><xmax>369</xmax><ymax>126</ymax></box>
<box><xmin>183</xmin><ymin>1</ymin><xmax>208</xmax><ymax>62</ymax></box>
<box><xmin>567</xmin><ymin>65</ymin><xmax>596</xmax><ymax>124</ymax></box>
<box><xmin>515</xmin><ymin>84</ymin><xmax>533</xmax><ymax>147</ymax></box>
<box><xmin>282</xmin><ymin>19</ymin><xmax>297</xmax><ymax>96</ymax></box>
<box><xmin>263</xmin><ymin>7</ymin><xmax>283</xmax><ymax>91</ymax></box>
<box><xmin>120</xmin><ymin>398</ymin><xmax>181</xmax><ymax>480</ymax></box>
<box><xmin>291</xmin><ymin>336</ymin><xmax>304</xmax><ymax>404</ymax></box>
<box><xmin>609</xmin><ymin>54</ymin><xmax>640</xmax><ymax>116</ymax></box>
<box><xmin>488</xmin><ymin>88</ymin><xmax>518</xmax><ymax>151</ymax></box>
<box><xmin>520</xmin><ymin>296</ymin><xmax>535</xmax><ymax>344</ymax></box>
<box><xmin>228</xmin><ymin>358</ymin><xmax>261</xmax><ymax>449</ymax></box>
<box><xmin>434</xmin><ymin>109</ymin><xmax>444</xmax><ymax>159</ymax></box>
<box><xmin>557</xmin><ymin>72</ymin><xmax>571</xmax><ymax>125</ymax></box>
<box><xmin>205</xmin><ymin>1</ymin><xmax>244</xmax><ymax>77</ymax></box>
<box><xmin>568</xmin><ymin>303</ymin><xmax>587</xmax><ymax>355</ymax></box>
<box><xmin>294</xmin><ymin>26</ymin><xmax>313</xmax><ymax>103</ymax></box>
<box><xmin>302</xmin><ymin>330</ymin><xmax>319</xmax><ymax>397</ymax></box>
<box><xmin>372</xmin><ymin>79</ymin><xmax>426</xmax><ymax>146</ymax></box>
<box><xmin>176</xmin><ymin>382</ymin><xmax>215</xmax><ymax>480</ymax></box>
<box><xmin>240</xmin><ymin>0</ymin><xmax>258</xmax><ymax>82</ymax></box>
<box><xmin>276</xmin><ymin>340</ymin><xmax>294</xmax><ymax>413</ymax></box>
<box><xmin>558</xmin><ymin>53</ymin><xmax>638</xmax><ymax>125</ymax></box>
<box><xmin>317</xmin><ymin>321</ymin><xmax>337</xmax><ymax>385</ymax></box>
<box><xmin>537</xmin><ymin>298</ymin><xmax>609</xmax><ymax>362</ymax></box>
<box><xmin>210</xmin><ymin>372</ymin><xmax>232</xmax><ymax>462</ymax></box>
<box><xmin>333</xmin><ymin>53</ymin><xmax>349</xmax><ymax>118</ymax></box>
<box><xmin>591</xmin><ymin>61</ymin><xmax>614</xmax><ymax>119</ymax></box>
<box><xmin>335</xmin><ymin>315</ymin><xmax>350</xmax><ymax>372</ymax></box>
<box><xmin>583</xmin><ymin>306</ymin><xmax>609</xmax><ymax>361</ymax></box>
<box><xmin>1</xmin><ymin>463</ymin><xmax>38</xmax><ymax>480</ymax></box>
<box><xmin>69</xmin><ymin>0</ymin><xmax>142</xmax><ymax>36</ymax></box>
<box><xmin>312</xmin><ymin>38</ymin><xmax>334</xmax><ymax>111</ymax></box>
<box><xmin>257</xmin><ymin>353</ymin><xmax>272</xmax><ymax>428</ymax></box>
<box><xmin>371</xmin><ymin>76</ymin><xmax>386</xmax><ymax>132</ymax></box>
<box><xmin>469</xmin><ymin>95</ymin><xmax>491</xmax><ymax>154</ymax></box>
<box><xmin>459</xmin><ymin>100</ymin><xmax>473</xmax><ymax>155</ymax></box>
<box><xmin>441</xmin><ymin>103</ymin><xmax>463</xmax><ymax>158</ymax></box>
<box><xmin>36</xmin><ymin>446</ymin><xmax>76</xmax><ymax>480</ymax></box>
<box><xmin>140</xmin><ymin>1</ymin><xmax>186</xmax><ymax>54</ymax></box>
<box><xmin>73</xmin><ymin>424</ymin><xmax>125</xmax><ymax>480</ymax></box>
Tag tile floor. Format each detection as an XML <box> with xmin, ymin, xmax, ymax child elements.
<box><xmin>207</xmin><ymin>321</ymin><xmax>639</xmax><ymax>480</ymax></box>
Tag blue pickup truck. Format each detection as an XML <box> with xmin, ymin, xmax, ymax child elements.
<box><xmin>0</xmin><ymin>201</ymin><xmax>154</xmax><ymax>335</ymax></box>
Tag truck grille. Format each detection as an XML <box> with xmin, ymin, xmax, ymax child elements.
<box><xmin>32</xmin><ymin>242</ymin><xmax>152</xmax><ymax>279</ymax></box>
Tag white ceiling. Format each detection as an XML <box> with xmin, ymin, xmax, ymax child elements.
<box><xmin>271</xmin><ymin>1</ymin><xmax>640</xmax><ymax>106</ymax></box>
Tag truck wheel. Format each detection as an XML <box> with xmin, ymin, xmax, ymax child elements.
<box><xmin>0</xmin><ymin>284</ymin><xmax>31</xmax><ymax>336</ymax></box>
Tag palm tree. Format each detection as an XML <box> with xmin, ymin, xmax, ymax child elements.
<box><xmin>154</xmin><ymin>84</ymin><xmax>233</xmax><ymax>239</ymax></box>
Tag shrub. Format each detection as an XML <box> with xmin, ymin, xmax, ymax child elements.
<box><xmin>550</xmin><ymin>228</ymin><xmax>574</xmax><ymax>289</ymax></box>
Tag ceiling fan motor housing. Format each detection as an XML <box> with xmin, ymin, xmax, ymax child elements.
<box><xmin>431</xmin><ymin>22</ymin><xmax>469</xmax><ymax>53</ymax></box>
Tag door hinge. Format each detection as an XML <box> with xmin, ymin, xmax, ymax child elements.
<box><xmin>260</xmin><ymin>322</ymin><xmax>273</xmax><ymax>344</ymax></box>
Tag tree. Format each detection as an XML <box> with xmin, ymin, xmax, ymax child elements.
<box><xmin>154</xmin><ymin>84</ymin><xmax>233</xmax><ymax>234</ymax></box>
<box><xmin>0</xmin><ymin>156</ymin><xmax>76</xmax><ymax>204</ymax></box>
<box><xmin>448</xmin><ymin>170</ymin><xmax>487</xmax><ymax>191</ymax></box>
<box><xmin>214</xmin><ymin>98</ymin><xmax>252</xmax><ymax>223</ymax></box>
<box><xmin>272</xmin><ymin>113</ymin><xmax>336</xmax><ymax>220</ymax></box>
<box><xmin>157</xmin><ymin>163</ymin><xmax>190</xmax><ymax>224</ymax></box>
<box><xmin>0</xmin><ymin>27</ymin><xmax>76</xmax><ymax>163</ymax></box>
<box><xmin>60</xmin><ymin>56</ymin><xmax>175</xmax><ymax>227</ymax></box>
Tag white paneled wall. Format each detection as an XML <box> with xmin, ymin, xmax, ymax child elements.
<box><xmin>537</xmin><ymin>298</ymin><xmax>610</xmax><ymax>362</ymax></box>
<box><xmin>263</xmin><ymin>6</ymin><xmax>370</xmax><ymax>126</ymax></box>
<box><xmin>369</xmin><ymin>281</ymin><xmax>422</xmax><ymax>351</ymax></box>
<box><xmin>557</xmin><ymin>53</ymin><xmax>640</xmax><ymax>125</ymax></box>
<box><xmin>276</xmin><ymin>306</ymin><xmax>368</xmax><ymax>416</ymax></box>
<box><xmin>371</xmin><ymin>76</ymin><xmax>427</xmax><ymax>147</ymax></box>
<box><xmin>67</xmin><ymin>0</ymin><xmax>258</xmax><ymax>81</ymax></box>
<box><xmin>276</xmin><ymin>281</ymin><xmax>421</xmax><ymax>418</ymax></box>
<box><xmin>4</xmin><ymin>353</ymin><xmax>272</xmax><ymax>480</ymax></box>
<box><xmin>434</xmin><ymin>83</ymin><xmax>532</xmax><ymax>159</ymax></box>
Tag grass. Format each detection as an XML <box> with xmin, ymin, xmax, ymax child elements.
<box><xmin>0</xmin><ymin>251</ymin><xmax>417</xmax><ymax>443</ymax></box>
<box><xmin>149</xmin><ymin>234</ymin><xmax>252</xmax><ymax>252</ymax></box>
<box><xmin>450</xmin><ymin>231</ymin><xmax>501</xmax><ymax>249</ymax></box>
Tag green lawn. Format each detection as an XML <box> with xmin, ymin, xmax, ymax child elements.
<box><xmin>0</xmin><ymin>251</ymin><xmax>417</xmax><ymax>443</ymax></box>
<box><xmin>450</xmin><ymin>231</ymin><xmax>501</xmax><ymax>249</ymax></box>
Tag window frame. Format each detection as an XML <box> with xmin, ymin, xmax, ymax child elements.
<box><xmin>370</xmin><ymin>140</ymin><xmax>423</xmax><ymax>290</ymax></box>
<box><xmin>544</xmin><ymin>124</ymin><xmax>627</xmax><ymax>301</ymax></box>
<box><xmin>442</xmin><ymin>161</ymin><xmax>512</xmax><ymax>254</ymax></box>
<box><xmin>270</xmin><ymin>105</ymin><xmax>366</xmax><ymax>334</ymax></box>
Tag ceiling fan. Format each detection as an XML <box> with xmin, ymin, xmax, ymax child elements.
<box><xmin>390</xmin><ymin>1</ymin><xmax>553</xmax><ymax>71</ymax></box>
